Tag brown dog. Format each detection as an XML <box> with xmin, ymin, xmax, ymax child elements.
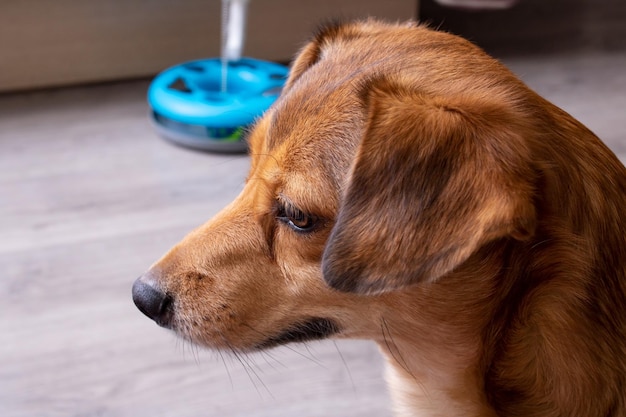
<box><xmin>133</xmin><ymin>20</ymin><xmax>626</xmax><ymax>416</ymax></box>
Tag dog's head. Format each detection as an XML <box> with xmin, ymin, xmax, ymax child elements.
<box><xmin>132</xmin><ymin>20</ymin><xmax>537</xmax><ymax>351</ymax></box>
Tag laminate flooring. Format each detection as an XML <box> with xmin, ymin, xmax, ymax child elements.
<box><xmin>1</xmin><ymin>51</ymin><xmax>625</xmax><ymax>417</ymax></box>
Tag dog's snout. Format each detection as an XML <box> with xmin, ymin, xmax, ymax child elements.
<box><xmin>132</xmin><ymin>277</ymin><xmax>173</xmax><ymax>327</ymax></box>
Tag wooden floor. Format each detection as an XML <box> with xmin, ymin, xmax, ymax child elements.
<box><xmin>1</xmin><ymin>51</ymin><xmax>625</xmax><ymax>417</ymax></box>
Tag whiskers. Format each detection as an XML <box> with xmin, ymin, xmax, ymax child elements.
<box><xmin>333</xmin><ymin>340</ymin><xmax>357</xmax><ymax>394</ymax></box>
<box><xmin>174</xmin><ymin>334</ymin><xmax>203</xmax><ymax>367</ymax></box>
<box><xmin>171</xmin><ymin>321</ymin><xmax>358</xmax><ymax>400</ymax></box>
<box><xmin>380</xmin><ymin>316</ymin><xmax>431</xmax><ymax>403</ymax></box>
<box><xmin>220</xmin><ymin>335</ymin><xmax>275</xmax><ymax>399</ymax></box>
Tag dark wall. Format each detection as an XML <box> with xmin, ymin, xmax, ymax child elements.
<box><xmin>419</xmin><ymin>0</ymin><xmax>626</xmax><ymax>55</ymax></box>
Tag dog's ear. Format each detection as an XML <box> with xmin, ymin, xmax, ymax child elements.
<box><xmin>285</xmin><ymin>20</ymin><xmax>360</xmax><ymax>90</ymax></box>
<box><xmin>322</xmin><ymin>78</ymin><xmax>537</xmax><ymax>294</ymax></box>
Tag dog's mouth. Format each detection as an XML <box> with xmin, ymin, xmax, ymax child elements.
<box><xmin>256</xmin><ymin>317</ymin><xmax>340</xmax><ymax>350</ymax></box>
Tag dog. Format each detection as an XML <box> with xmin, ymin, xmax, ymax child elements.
<box><xmin>132</xmin><ymin>19</ymin><xmax>626</xmax><ymax>416</ymax></box>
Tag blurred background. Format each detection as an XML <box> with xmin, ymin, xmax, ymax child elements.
<box><xmin>0</xmin><ymin>1</ymin><xmax>624</xmax><ymax>416</ymax></box>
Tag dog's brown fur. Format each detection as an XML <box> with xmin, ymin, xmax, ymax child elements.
<box><xmin>136</xmin><ymin>20</ymin><xmax>626</xmax><ymax>416</ymax></box>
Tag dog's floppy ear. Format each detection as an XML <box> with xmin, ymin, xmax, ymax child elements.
<box><xmin>285</xmin><ymin>20</ymin><xmax>361</xmax><ymax>90</ymax></box>
<box><xmin>322</xmin><ymin>78</ymin><xmax>537</xmax><ymax>294</ymax></box>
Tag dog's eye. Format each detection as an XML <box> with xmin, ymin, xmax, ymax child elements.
<box><xmin>277</xmin><ymin>204</ymin><xmax>316</xmax><ymax>233</ymax></box>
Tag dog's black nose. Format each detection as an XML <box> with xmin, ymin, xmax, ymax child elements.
<box><xmin>132</xmin><ymin>277</ymin><xmax>173</xmax><ymax>327</ymax></box>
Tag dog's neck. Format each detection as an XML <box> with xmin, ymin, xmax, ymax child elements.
<box><xmin>381</xmin><ymin>353</ymin><xmax>498</xmax><ymax>417</ymax></box>
<box><xmin>376</xmin><ymin>317</ymin><xmax>498</xmax><ymax>417</ymax></box>
<box><xmin>370</xmin><ymin>245</ymin><xmax>509</xmax><ymax>417</ymax></box>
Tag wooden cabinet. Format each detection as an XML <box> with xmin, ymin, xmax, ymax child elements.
<box><xmin>0</xmin><ymin>0</ymin><xmax>417</xmax><ymax>92</ymax></box>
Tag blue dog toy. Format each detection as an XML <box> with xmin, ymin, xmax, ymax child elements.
<box><xmin>148</xmin><ymin>0</ymin><xmax>288</xmax><ymax>152</ymax></box>
<box><xmin>148</xmin><ymin>58</ymin><xmax>287</xmax><ymax>152</ymax></box>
